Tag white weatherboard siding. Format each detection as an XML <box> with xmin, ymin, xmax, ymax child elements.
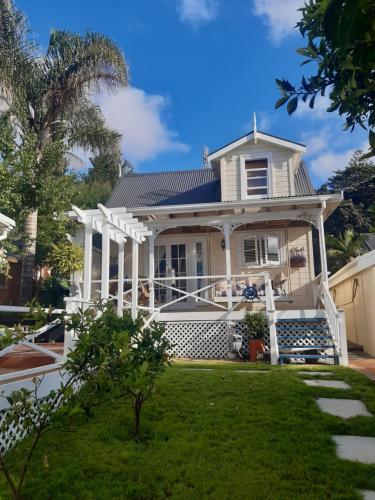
<box><xmin>220</xmin><ymin>142</ymin><xmax>293</xmax><ymax>201</ymax></box>
<box><xmin>329</xmin><ymin>252</ymin><xmax>375</xmax><ymax>356</ymax></box>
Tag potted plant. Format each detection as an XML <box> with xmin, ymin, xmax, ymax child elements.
<box><xmin>243</xmin><ymin>312</ymin><xmax>268</xmax><ymax>362</ymax></box>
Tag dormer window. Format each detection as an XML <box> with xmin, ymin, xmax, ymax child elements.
<box><xmin>240</xmin><ymin>154</ymin><xmax>272</xmax><ymax>199</ymax></box>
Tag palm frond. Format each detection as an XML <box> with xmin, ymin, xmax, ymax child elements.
<box><xmin>67</xmin><ymin>101</ymin><xmax>121</xmax><ymax>157</ymax></box>
<box><xmin>0</xmin><ymin>0</ymin><xmax>37</xmax><ymax>106</ymax></box>
<box><xmin>40</xmin><ymin>30</ymin><xmax>128</xmax><ymax>124</ymax></box>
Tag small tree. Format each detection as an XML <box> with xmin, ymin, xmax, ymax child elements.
<box><xmin>243</xmin><ymin>312</ymin><xmax>268</xmax><ymax>340</ymax></box>
<box><xmin>110</xmin><ymin>318</ymin><xmax>171</xmax><ymax>436</ymax></box>
<box><xmin>65</xmin><ymin>302</ymin><xmax>172</xmax><ymax>436</ymax></box>
<box><xmin>0</xmin><ymin>305</ymin><xmax>106</xmax><ymax>499</ymax></box>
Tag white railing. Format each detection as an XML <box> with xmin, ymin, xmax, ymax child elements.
<box><xmin>74</xmin><ymin>273</ymin><xmax>272</xmax><ymax>314</ymax></box>
<box><xmin>264</xmin><ymin>275</ymin><xmax>279</xmax><ymax>365</ymax></box>
<box><xmin>318</xmin><ymin>281</ymin><xmax>348</xmax><ymax>365</ymax></box>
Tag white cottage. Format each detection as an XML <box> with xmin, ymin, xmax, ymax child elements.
<box><xmin>69</xmin><ymin>128</ymin><xmax>348</xmax><ymax>365</ymax></box>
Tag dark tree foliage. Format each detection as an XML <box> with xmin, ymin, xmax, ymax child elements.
<box><xmin>276</xmin><ymin>0</ymin><xmax>375</xmax><ymax>157</ymax></box>
<box><xmin>319</xmin><ymin>150</ymin><xmax>375</xmax><ymax>236</ymax></box>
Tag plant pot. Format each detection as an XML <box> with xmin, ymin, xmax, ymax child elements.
<box><xmin>290</xmin><ymin>255</ymin><xmax>306</xmax><ymax>267</ymax></box>
<box><xmin>248</xmin><ymin>339</ymin><xmax>265</xmax><ymax>362</ymax></box>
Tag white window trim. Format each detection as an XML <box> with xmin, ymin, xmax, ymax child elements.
<box><xmin>238</xmin><ymin>231</ymin><xmax>284</xmax><ymax>268</ymax></box>
<box><xmin>240</xmin><ymin>153</ymin><xmax>273</xmax><ymax>200</ymax></box>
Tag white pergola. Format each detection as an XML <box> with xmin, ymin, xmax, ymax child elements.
<box><xmin>71</xmin><ymin>204</ymin><xmax>151</xmax><ymax>319</ymax></box>
<box><xmin>0</xmin><ymin>213</ymin><xmax>15</xmax><ymax>241</ymax></box>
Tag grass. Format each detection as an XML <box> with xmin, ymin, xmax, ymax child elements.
<box><xmin>1</xmin><ymin>362</ymin><xmax>375</xmax><ymax>499</ymax></box>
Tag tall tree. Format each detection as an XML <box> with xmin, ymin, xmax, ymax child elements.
<box><xmin>319</xmin><ymin>150</ymin><xmax>375</xmax><ymax>236</ymax></box>
<box><xmin>326</xmin><ymin>230</ymin><xmax>368</xmax><ymax>273</ymax></box>
<box><xmin>0</xmin><ymin>0</ymin><xmax>128</xmax><ymax>303</ymax></box>
<box><xmin>275</xmin><ymin>0</ymin><xmax>375</xmax><ymax>157</ymax></box>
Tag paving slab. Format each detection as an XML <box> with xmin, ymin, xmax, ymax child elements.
<box><xmin>360</xmin><ymin>491</ymin><xmax>375</xmax><ymax>500</ymax></box>
<box><xmin>236</xmin><ymin>370</ymin><xmax>269</xmax><ymax>374</ymax></box>
<box><xmin>317</xmin><ymin>398</ymin><xmax>372</xmax><ymax>418</ymax></box>
<box><xmin>303</xmin><ymin>379</ymin><xmax>351</xmax><ymax>390</ymax></box>
<box><xmin>180</xmin><ymin>368</ymin><xmax>213</xmax><ymax>372</ymax></box>
<box><xmin>298</xmin><ymin>371</ymin><xmax>333</xmax><ymax>377</ymax></box>
<box><xmin>333</xmin><ymin>436</ymin><xmax>375</xmax><ymax>464</ymax></box>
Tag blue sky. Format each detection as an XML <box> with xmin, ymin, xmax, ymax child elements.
<box><xmin>18</xmin><ymin>0</ymin><xmax>369</xmax><ymax>187</ymax></box>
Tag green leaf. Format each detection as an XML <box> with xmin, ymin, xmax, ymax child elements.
<box><xmin>369</xmin><ymin>130</ymin><xmax>375</xmax><ymax>149</ymax></box>
<box><xmin>275</xmin><ymin>95</ymin><xmax>289</xmax><ymax>109</ymax></box>
<box><xmin>327</xmin><ymin>101</ymin><xmax>340</xmax><ymax>112</ymax></box>
<box><xmin>287</xmin><ymin>96</ymin><xmax>298</xmax><ymax>115</ymax></box>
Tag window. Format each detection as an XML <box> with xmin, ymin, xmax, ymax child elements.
<box><xmin>242</xmin><ymin>234</ymin><xmax>280</xmax><ymax>266</ymax></box>
<box><xmin>243</xmin><ymin>158</ymin><xmax>269</xmax><ymax>198</ymax></box>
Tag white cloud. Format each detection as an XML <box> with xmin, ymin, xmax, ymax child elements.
<box><xmin>295</xmin><ymin>95</ymin><xmax>332</xmax><ymax>120</ymax></box>
<box><xmin>177</xmin><ymin>0</ymin><xmax>218</xmax><ymax>27</ymax></box>
<box><xmin>97</xmin><ymin>87</ymin><xmax>190</xmax><ymax>163</ymax></box>
<box><xmin>309</xmin><ymin>139</ymin><xmax>370</xmax><ymax>181</ymax></box>
<box><xmin>253</xmin><ymin>0</ymin><xmax>303</xmax><ymax>43</ymax></box>
<box><xmin>310</xmin><ymin>149</ymin><xmax>354</xmax><ymax>181</ymax></box>
<box><xmin>302</xmin><ymin>127</ymin><xmax>330</xmax><ymax>156</ymax></box>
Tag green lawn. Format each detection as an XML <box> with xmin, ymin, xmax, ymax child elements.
<box><xmin>2</xmin><ymin>363</ymin><xmax>375</xmax><ymax>499</ymax></box>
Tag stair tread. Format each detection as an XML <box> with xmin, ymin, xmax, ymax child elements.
<box><xmin>276</xmin><ymin>318</ymin><xmax>326</xmax><ymax>323</ymax></box>
<box><xmin>279</xmin><ymin>353</ymin><xmax>337</xmax><ymax>359</ymax></box>
<box><xmin>277</xmin><ymin>335</ymin><xmax>332</xmax><ymax>340</ymax></box>
<box><xmin>276</xmin><ymin>326</ymin><xmax>328</xmax><ymax>331</ymax></box>
<box><xmin>278</xmin><ymin>345</ymin><xmax>335</xmax><ymax>350</ymax></box>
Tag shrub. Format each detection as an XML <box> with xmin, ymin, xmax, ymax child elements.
<box><xmin>243</xmin><ymin>312</ymin><xmax>268</xmax><ymax>340</ymax></box>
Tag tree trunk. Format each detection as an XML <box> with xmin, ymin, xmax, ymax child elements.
<box><xmin>19</xmin><ymin>210</ymin><xmax>38</xmax><ymax>305</ymax></box>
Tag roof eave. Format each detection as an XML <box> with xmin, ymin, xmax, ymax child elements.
<box><xmin>99</xmin><ymin>193</ymin><xmax>341</xmax><ymax>219</ymax></box>
<box><xmin>208</xmin><ymin>131</ymin><xmax>306</xmax><ymax>161</ymax></box>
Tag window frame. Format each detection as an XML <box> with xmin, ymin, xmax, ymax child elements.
<box><xmin>239</xmin><ymin>232</ymin><xmax>283</xmax><ymax>268</ymax></box>
<box><xmin>240</xmin><ymin>153</ymin><xmax>273</xmax><ymax>200</ymax></box>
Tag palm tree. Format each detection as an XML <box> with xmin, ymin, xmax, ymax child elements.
<box><xmin>0</xmin><ymin>0</ymin><xmax>128</xmax><ymax>303</ymax></box>
<box><xmin>326</xmin><ymin>230</ymin><xmax>368</xmax><ymax>274</ymax></box>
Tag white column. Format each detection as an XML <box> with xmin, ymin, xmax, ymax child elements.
<box><xmin>317</xmin><ymin>212</ymin><xmax>329</xmax><ymax>283</ymax></box>
<box><xmin>223</xmin><ymin>223</ymin><xmax>233</xmax><ymax>310</ymax></box>
<box><xmin>131</xmin><ymin>239</ymin><xmax>139</xmax><ymax>320</ymax></box>
<box><xmin>101</xmin><ymin>222</ymin><xmax>110</xmax><ymax>299</ymax></box>
<box><xmin>83</xmin><ymin>223</ymin><xmax>92</xmax><ymax>302</ymax></box>
<box><xmin>117</xmin><ymin>240</ymin><xmax>125</xmax><ymax>316</ymax></box>
<box><xmin>148</xmin><ymin>232</ymin><xmax>155</xmax><ymax>312</ymax></box>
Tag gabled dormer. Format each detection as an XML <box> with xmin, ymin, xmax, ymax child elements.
<box><xmin>208</xmin><ymin>130</ymin><xmax>308</xmax><ymax>201</ymax></box>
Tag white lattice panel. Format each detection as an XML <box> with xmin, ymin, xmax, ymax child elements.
<box><xmin>164</xmin><ymin>321</ymin><xmax>230</xmax><ymax>359</ymax></box>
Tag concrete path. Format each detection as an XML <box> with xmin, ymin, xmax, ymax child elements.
<box><xmin>360</xmin><ymin>490</ymin><xmax>375</xmax><ymax>500</ymax></box>
<box><xmin>317</xmin><ymin>398</ymin><xmax>372</xmax><ymax>418</ymax></box>
<box><xmin>349</xmin><ymin>352</ymin><xmax>375</xmax><ymax>382</ymax></box>
<box><xmin>298</xmin><ymin>371</ymin><xmax>332</xmax><ymax>377</ymax></box>
<box><xmin>333</xmin><ymin>436</ymin><xmax>375</xmax><ymax>464</ymax></box>
<box><xmin>303</xmin><ymin>379</ymin><xmax>351</xmax><ymax>390</ymax></box>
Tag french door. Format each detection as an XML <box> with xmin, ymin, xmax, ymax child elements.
<box><xmin>154</xmin><ymin>237</ymin><xmax>206</xmax><ymax>309</ymax></box>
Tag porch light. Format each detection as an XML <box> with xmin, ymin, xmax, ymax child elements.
<box><xmin>221</xmin><ymin>238</ymin><xmax>225</xmax><ymax>250</ymax></box>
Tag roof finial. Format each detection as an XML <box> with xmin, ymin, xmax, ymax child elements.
<box><xmin>202</xmin><ymin>145</ymin><xmax>209</xmax><ymax>169</ymax></box>
<box><xmin>253</xmin><ymin>111</ymin><xmax>258</xmax><ymax>143</ymax></box>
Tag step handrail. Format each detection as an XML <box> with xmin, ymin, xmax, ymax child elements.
<box><xmin>318</xmin><ymin>281</ymin><xmax>348</xmax><ymax>365</ymax></box>
<box><xmin>265</xmin><ymin>276</ymin><xmax>279</xmax><ymax>365</ymax></box>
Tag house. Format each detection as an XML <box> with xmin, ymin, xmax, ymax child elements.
<box><xmin>69</xmin><ymin>128</ymin><xmax>348</xmax><ymax>365</ymax></box>
<box><xmin>329</xmin><ymin>249</ymin><xmax>375</xmax><ymax>357</ymax></box>
<box><xmin>0</xmin><ymin>213</ymin><xmax>17</xmax><ymax>306</ymax></box>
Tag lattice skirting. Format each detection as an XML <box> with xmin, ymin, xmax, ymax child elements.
<box><xmin>164</xmin><ymin>321</ymin><xmax>229</xmax><ymax>359</ymax></box>
<box><xmin>163</xmin><ymin>320</ymin><xmax>269</xmax><ymax>359</ymax></box>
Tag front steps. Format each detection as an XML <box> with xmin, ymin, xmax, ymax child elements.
<box><xmin>276</xmin><ymin>317</ymin><xmax>339</xmax><ymax>365</ymax></box>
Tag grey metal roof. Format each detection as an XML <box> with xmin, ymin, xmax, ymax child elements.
<box><xmin>295</xmin><ymin>161</ymin><xmax>315</xmax><ymax>196</ymax></box>
<box><xmin>106</xmin><ymin>161</ymin><xmax>315</xmax><ymax>209</ymax></box>
<box><xmin>106</xmin><ymin>169</ymin><xmax>221</xmax><ymax>208</ymax></box>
